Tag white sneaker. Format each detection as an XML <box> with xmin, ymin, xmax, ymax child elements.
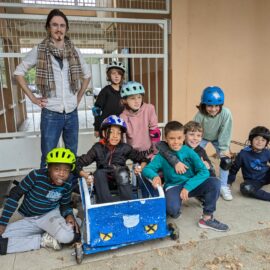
<box><xmin>220</xmin><ymin>186</ymin><xmax>233</xmax><ymax>201</ymax></box>
<box><xmin>40</xmin><ymin>232</ymin><xmax>62</xmax><ymax>250</ymax></box>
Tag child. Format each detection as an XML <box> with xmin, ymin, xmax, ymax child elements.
<box><xmin>228</xmin><ymin>126</ymin><xmax>270</xmax><ymax>201</ymax></box>
<box><xmin>76</xmin><ymin>115</ymin><xmax>148</xmax><ymax>203</ymax></box>
<box><xmin>120</xmin><ymin>81</ymin><xmax>161</xmax><ymax>158</ymax></box>
<box><xmin>157</xmin><ymin>121</ymin><xmax>217</xmax><ymax>177</ymax></box>
<box><xmin>93</xmin><ymin>61</ymin><xmax>125</xmax><ymax>137</ymax></box>
<box><xmin>194</xmin><ymin>86</ymin><xmax>233</xmax><ymax>201</ymax></box>
<box><xmin>120</xmin><ymin>81</ymin><xmax>161</xmax><ymax>197</ymax></box>
<box><xmin>142</xmin><ymin>121</ymin><xmax>229</xmax><ymax>232</ymax></box>
<box><xmin>0</xmin><ymin>148</ymin><xmax>79</xmax><ymax>255</ymax></box>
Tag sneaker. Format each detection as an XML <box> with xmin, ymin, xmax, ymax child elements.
<box><xmin>220</xmin><ymin>186</ymin><xmax>233</xmax><ymax>201</ymax></box>
<box><xmin>40</xmin><ymin>233</ymin><xmax>62</xmax><ymax>250</ymax></box>
<box><xmin>198</xmin><ymin>217</ymin><xmax>229</xmax><ymax>232</ymax></box>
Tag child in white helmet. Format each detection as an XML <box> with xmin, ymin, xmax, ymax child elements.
<box><xmin>194</xmin><ymin>86</ymin><xmax>233</xmax><ymax>201</ymax></box>
<box><xmin>93</xmin><ymin>61</ymin><xmax>126</xmax><ymax>137</ymax></box>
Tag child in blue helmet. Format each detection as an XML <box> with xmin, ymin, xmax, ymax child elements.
<box><xmin>228</xmin><ymin>126</ymin><xmax>270</xmax><ymax>201</ymax></box>
<box><xmin>76</xmin><ymin>115</ymin><xmax>148</xmax><ymax>203</ymax></box>
<box><xmin>194</xmin><ymin>86</ymin><xmax>233</xmax><ymax>201</ymax></box>
<box><xmin>93</xmin><ymin>61</ymin><xmax>126</xmax><ymax>137</ymax></box>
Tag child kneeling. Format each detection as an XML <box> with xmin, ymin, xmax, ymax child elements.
<box><xmin>142</xmin><ymin>121</ymin><xmax>229</xmax><ymax>232</ymax></box>
<box><xmin>0</xmin><ymin>148</ymin><xmax>79</xmax><ymax>255</ymax></box>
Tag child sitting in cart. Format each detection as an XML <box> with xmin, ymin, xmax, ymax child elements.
<box><xmin>76</xmin><ymin>115</ymin><xmax>148</xmax><ymax>204</ymax></box>
<box><xmin>142</xmin><ymin>121</ymin><xmax>229</xmax><ymax>232</ymax></box>
<box><xmin>0</xmin><ymin>148</ymin><xmax>80</xmax><ymax>255</ymax></box>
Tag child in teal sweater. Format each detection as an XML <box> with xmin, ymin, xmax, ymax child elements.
<box><xmin>142</xmin><ymin>121</ymin><xmax>229</xmax><ymax>232</ymax></box>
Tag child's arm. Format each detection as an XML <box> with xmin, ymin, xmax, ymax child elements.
<box><xmin>218</xmin><ymin>109</ymin><xmax>233</xmax><ymax>155</ymax></box>
<box><xmin>156</xmin><ymin>141</ymin><xmax>188</xmax><ymax>174</ymax></box>
<box><xmin>0</xmin><ymin>171</ymin><xmax>35</xmax><ymax>234</ymax></box>
<box><xmin>76</xmin><ymin>146</ymin><xmax>97</xmax><ymax>175</ymax></box>
<box><xmin>142</xmin><ymin>155</ymin><xmax>163</xmax><ymax>188</ymax></box>
<box><xmin>148</xmin><ymin>104</ymin><xmax>161</xmax><ymax>145</ymax></box>
<box><xmin>93</xmin><ymin>88</ymin><xmax>107</xmax><ymax>133</ymax></box>
<box><xmin>183</xmin><ymin>149</ymin><xmax>210</xmax><ymax>192</ymax></box>
<box><xmin>228</xmin><ymin>152</ymin><xmax>242</xmax><ymax>185</ymax></box>
<box><xmin>59</xmin><ymin>186</ymin><xmax>73</xmax><ymax>219</ymax></box>
<box><xmin>199</xmin><ymin>147</ymin><xmax>216</xmax><ymax>176</ymax></box>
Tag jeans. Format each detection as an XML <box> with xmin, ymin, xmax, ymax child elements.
<box><xmin>165</xmin><ymin>177</ymin><xmax>221</xmax><ymax>218</ymax></box>
<box><xmin>40</xmin><ymin>108</ymin><xmax>78</xmax><ymax>168</ymax></box>
<box><xmin>200</xmin><ymin>139</ymin><xmax>229</xmax><ymax>187</ymax></box>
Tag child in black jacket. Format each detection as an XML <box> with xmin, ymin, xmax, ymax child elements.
<box><xmin>76</xmin><ymin>115</ymin><xmax>148</xmax><ymax>203</ymax></box>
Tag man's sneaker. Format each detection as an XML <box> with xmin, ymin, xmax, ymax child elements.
<box><xmin>198</xmin><ymin>217</ymin><xmax>229</xmax><ymax>232</ymax></box>
<box><xmin>40</xmin><ymin>233</ymin><xmax>62</xmax><ymax>250</ymax></box>
<box><xmin>220</xmin><ymin>186</ymin><xmax>233</xmax><ymax>201</ymax></box>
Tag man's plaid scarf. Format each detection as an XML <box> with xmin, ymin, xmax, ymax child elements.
<box><xmin>36</xmin><ymin>36</ymin><xmax>83</xmax><ymax>98</ymax></box>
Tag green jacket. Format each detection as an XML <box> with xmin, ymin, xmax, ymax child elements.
<box><xmin>193</xmin><ymin>107</ymin><xmax>232</xmax><ymax>152</ymax></box>
<box><xmin>142</xmin><ymin>145</ymin><xmax>210</xmax><ymax>191</ymax></box>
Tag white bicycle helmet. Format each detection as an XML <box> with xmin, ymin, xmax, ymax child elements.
<box><xmin>106</xmin><ymin>61</ymin><xmax>126</xmax><ymax>73</ymax></box>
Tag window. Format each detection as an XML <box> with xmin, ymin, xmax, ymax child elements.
<box><xmin>22</xmin><ymin>0</ymin><xmax>95</xmax><ymax>6</ymax></box>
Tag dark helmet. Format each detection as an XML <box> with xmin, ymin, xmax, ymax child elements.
<box><xmin>201</xmin><ymin>86</ymin><xmax>224</xmax><ymax>105</ymax></box>
<box><xmin>248</xmin><ymin>126</ymin><xmax>270</xmax><ymax>144</ymax></box>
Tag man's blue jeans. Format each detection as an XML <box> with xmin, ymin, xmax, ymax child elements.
<box><xmin>165</xmin><ymin>177</ymin><xmax>221</xmax><ymax>218</ymax></box>
<box><xmin>40</xmin><ymin>108</ymin><xmax>78</xmax><ymax>168</ymax></box>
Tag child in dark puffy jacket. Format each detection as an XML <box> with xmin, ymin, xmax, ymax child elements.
<box><xmin>76</xmin><ymin>115</ymin><xmax>148</xmax><ymax>203</ymax></box>
<box><xmin>228</xmin><ymin>126</ymin><xmax>270</xmax><ymax>201</ymax></box>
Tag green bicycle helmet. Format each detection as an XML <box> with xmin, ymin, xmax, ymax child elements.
<box><xmin>120</xmin><ymin>81</ymin><xmax>145</xmax><ymax>98</ymax></box>
<box><xmin>46</xmin><ymin>148</ymin><xmax>76</xmax><ymax>171</ymax></box>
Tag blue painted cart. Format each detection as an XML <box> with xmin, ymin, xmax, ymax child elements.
<box><xmin>74</xmin><ymin>177</ymin><xmax>179</xmax><ymax>264</ymax></box>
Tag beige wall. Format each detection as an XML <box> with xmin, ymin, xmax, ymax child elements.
<box><xmin>171</xmin><ymin>0</ymin><xmax>270</xmax><ymax>144</ymax></box>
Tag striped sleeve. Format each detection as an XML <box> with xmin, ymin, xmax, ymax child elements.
<box><xmin>0</xmin><ymin>171</ymin><xmax>36</xmax><ymax>226</ymax></box>
<box><xmin>59</xmin><ymin>182</ymin><xmax>73</xmax><ymax>218</ymax></box>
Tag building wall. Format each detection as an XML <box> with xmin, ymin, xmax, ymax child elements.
<box><xmin>171</xmin><ymin>0</ymin><xmax>270</xmax><ymax>144</ymax></box>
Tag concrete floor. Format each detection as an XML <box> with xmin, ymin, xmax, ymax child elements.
<box><xmin>1</xmin><ymin>172</ymin><xmax>270</xmax><ymax>270</ymax></box>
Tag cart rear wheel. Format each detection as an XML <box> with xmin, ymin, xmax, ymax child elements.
<box><xmin>75</xmin><ymin>242</ymin><xmax>84</xmax><ymax>264</ymax></box>
<box><xmin>168</xmin><ymin>222</ymin><xmax>179</xmax><ymax>240</ymax></box>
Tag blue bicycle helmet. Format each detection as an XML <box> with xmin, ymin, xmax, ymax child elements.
<box><xmin>120</xmin><ymin>81</ymin><xmax>145</xmax><ymax>98</ymax></box>
<box><xmin>201</xmin><ymin>86</ymin><xmax>224</xmax><ymax>105</ymax></box>
<box><xmin>100</xmin><ymin>115</ymin><xmax>127</xmax><ymax>133</ymax></box>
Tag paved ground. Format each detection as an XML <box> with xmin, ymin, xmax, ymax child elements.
<box><xmin>1</xmin><ymin>171</ymin><xmax>270</xmax><ymax>270</ymax></box>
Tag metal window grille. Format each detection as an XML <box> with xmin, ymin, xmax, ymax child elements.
<box><xmin>0</xmin><ymin>0</ymin><xmax>170</xmax><ymax>14</ymax></box>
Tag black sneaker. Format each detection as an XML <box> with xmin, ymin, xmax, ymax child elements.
<box><xmin>198</xmin><ymin>217</ymin><xmax>229</xmax><ymax>232</ymax></box>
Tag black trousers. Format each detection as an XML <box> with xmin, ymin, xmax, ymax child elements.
<box><xmin>93</xmin><ymin>168</ymin><xmax>133</xmax><ymax>203</ymax></box>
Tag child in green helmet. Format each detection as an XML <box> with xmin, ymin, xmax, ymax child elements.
<box><xmin>0</xmin><ymin>148</ymin><xmax>80</xmax><ymax>255</ymax></box>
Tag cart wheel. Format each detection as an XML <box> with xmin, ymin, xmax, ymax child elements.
<box><xmin>75</xmin><ymin>242</ymin><xmax>83</xmax><ymax>264</ymax></box>
<box><xmin>168</xmin><ymin>222</ymin><xmax>179</xmax><ymax>240</ymax></box>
